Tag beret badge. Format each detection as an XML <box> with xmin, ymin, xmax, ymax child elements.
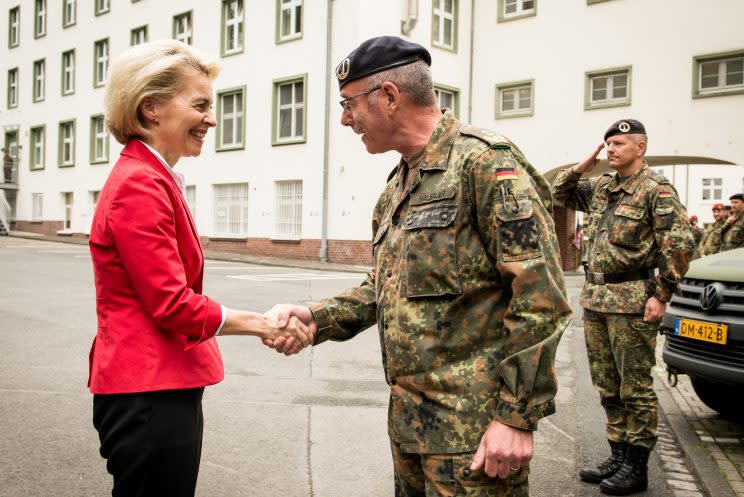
<box><xmin>336</xmin><ymin>58</ymin><xmax>351</xmax><ymax>81</ymax></box>
<box><xmin>618</xmin><ymin>122</ymin><xmax>631</xmax><ymax>133</ymax></box>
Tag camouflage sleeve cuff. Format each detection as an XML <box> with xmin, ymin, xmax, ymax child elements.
<box><xmin>308</xmin><ymin>302</ymin><xmax>334</xmax><ymax>345</ymax></box>
<box><xmin>653</xmin><ymin>281</ymin><xmax>674</xmax><ymax>303</ymax></box>
<box><xmin>493</xmin><ymin>400</ymin><xmax>556</xmax><ymax>431</ymax></box>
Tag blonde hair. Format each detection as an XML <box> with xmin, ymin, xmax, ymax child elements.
<box><xmin>104</xmin><ymin>40</ymin><xmax>219</xmax><ymax>144</ymax></box>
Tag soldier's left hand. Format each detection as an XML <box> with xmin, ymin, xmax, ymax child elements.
<box><xmin>643</xmin><ymin>296</ymin><xmax>666</xmax><ymax>322</ymax></box>
<box><xmin>470</xmin><ymin>421</ymin><xmax>533</xmax><ymax>479</ymax></box>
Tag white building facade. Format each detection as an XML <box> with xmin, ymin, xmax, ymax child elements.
<box><xmin>1</xmin><ymin>0</ymin><xmax>742</xmax><ymax>265</ymax></box>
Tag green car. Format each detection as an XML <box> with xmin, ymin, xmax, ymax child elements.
<box><xmin>661</xmin><ymin>247</ymin><xmax>744</xmax><ymax>418</ymax></box>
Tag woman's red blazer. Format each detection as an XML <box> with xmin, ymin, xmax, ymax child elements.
<box><xmin>88</xmin><ymin>140</ymin><xmax>224</xmax><ymax>394</ymax></box>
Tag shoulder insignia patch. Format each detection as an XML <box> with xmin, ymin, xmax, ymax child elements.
<box><xmin>658</xmin><ymin>191</ymin><xmax>672</xmax><ymax>199</ymax></box>
<box><xmin>496</xmin><ymin>167</ymin><xmax>518</xmax><ymax>182</ymax></box>
<box><xmin>649</xmin><ymin>171</ymin><xmax>670</xmax><ymax>184</ymax></box>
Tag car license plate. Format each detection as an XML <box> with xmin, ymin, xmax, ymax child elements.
<box><xmin>674</xmin><ymin>318</ymin><xmax>727</xmax><ymax>345</ymax></box>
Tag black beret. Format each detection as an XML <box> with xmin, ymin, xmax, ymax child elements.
<box><xmin>335</xmin><ymin>36</ymin><xmax>431</xmax><ymax>89</ymax></box>
<box><xmin>730</xmin><ymin>193</ymin><xmax>744</xmax><ymax>201</ymax></box>
<box><xmin>604</xmin><ymin>119</ymin><xmax>647</xmax><ymax>141</ymax></box>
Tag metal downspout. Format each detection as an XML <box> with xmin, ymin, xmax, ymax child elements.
<box><xmin>467</xmin><ymin>0</ymin><xmax>475</xmax><ymax>123</ymax></box>
<box><xmin>319</xmin><ymin>0</ymin><xmax>334</xmax><ymax>262</ymax></box>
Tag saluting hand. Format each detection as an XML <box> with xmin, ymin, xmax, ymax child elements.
<box><xmin>572</xmin><ymin>143</ymin><xmax>605</xmax><ymax>175</ymax></box>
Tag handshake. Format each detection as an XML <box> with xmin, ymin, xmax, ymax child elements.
<box><xmin>221</xmin><ymin>304</ymin><xmax>316</xmax><ymax>355</ymax></box>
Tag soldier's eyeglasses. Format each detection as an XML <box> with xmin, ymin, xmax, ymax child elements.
<box><xmin>339</xmin><ymin>86</ymin><xmax>381</xmax><ymax>112</ymax></box>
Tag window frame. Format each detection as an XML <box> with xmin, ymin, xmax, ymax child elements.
<box><xmin>212</xmin><ymin>182</ymin><xmax>250</xmax><ymax>238</ymax></box>
<box><xmin>29</xmin><ymin>125</ymin><xmax>46</xmax><ymax>171</ymax></box>
<box><xmin>8</xmin><ymin>6</ymin><xmax>20</xmax><ymax>48</ymax></box>
<box><xmin>584</xmin><ymin>65</ymin><xmax>632</xmax><ymax>110</ymax></box>
<box><xmin>221</xmin><ymin>0</ymin><xmax>245</xmax><ymax>57</ymax></box>
<box><xmin>497</xmin><ymin>0</ymin><xmax>536</xmax><ymax>23</ymax></box>
<box><xmin>31</xmin><ymin>193</ymin><xmax>44</xmax><ymax>222</ymax></box>
<box><xmin>431</xmin><ymin>0</ymin><xmax>458</xmax><ymax>52</ymax></box>
<box><xmin>216</xmin><ymin>86</ymin><xmax>247</xmax><ymax>151</ymax></box>
<box><xmin>495</xmin><ymin>79</ymin><xmax>534</xmax><ymax>119</ymax></box>
<box><xmin>34</xmin><ymin>0</ymin><xmax>46</xmax><ymax>38</ymax></box>
<box><xmin>58</xmin><ymin>119</ymin><xmax>76</xmax><ymax>168</ymax></box>
<box><xmin>276</xmin><ymin>0</ymin><xmax>303</xmax><ymax>44</ymax></box>
<box><xmin>130</xmin><ymin>25</ymin><xmax>148</xmax><ymax>46</ymax></box>
<box><xmin>692</xmin><ymin>49</ymin><xmax>744</xmax><ymax>99</ymax></box>
<box><xmin>273</xmin><ymin>180</ymin><xmax>303</xmax><ymax>240</ymax></box>
<box><xmin>172</xmin><ymin>10</ymin><xmax>193</xmax><ymax>45</ymax></box>
<box><xmin>433</xmin><ymin>83</ymin><xmax>460</xmax><ymax>118</ymax></box>
<box><xmin>89</xmin><ymin>114</ymin><xmax>109</xmax><ymax>164</ymax></box>
<box><xmin>701</xmin><ymin>178</ymin><xmax>723</xmax><ymax>201</ymax></box>
<box><xmin>272</xmin><ymin>74</ymin><xmax>308</xmax><ymax>146</ymax></box>
<box><xmin>184</xmin><ymin>185</ymin><xmax>196</xmax><ymax>218</ymax></box>
<box><xmin>93</xmin><ymin>38</ymin><xmax>109</xmax><ymax>88</ymax></box>
<box><xmin>32</xmin><ymin>59</ymin><xmax>46</xmax><ymax>103</ymax></box>
<box><xmin>61</xmin><ymin>49</ymin><xmax>75</xmax><ymax>95</ymax></box>
<box><xmin>94</xmin><ymin>0</ymin><xmax>110</xmax><ymax>16</ymax></box>
<box><xmin>7</xmin><ymin>68</ymin><xmax>19</xmax><ymax>108</ymax></box>
<box><xmin>62</xmin><ymin>0</ymin><xmax>76</xmax><ymax>28</ymax></box>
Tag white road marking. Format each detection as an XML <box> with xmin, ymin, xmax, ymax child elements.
<box><xmin>226</xmin><ymin>272</ymin><xmax>363</xmax><ymax>282</ymax></box>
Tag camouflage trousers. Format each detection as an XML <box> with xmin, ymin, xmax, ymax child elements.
<box><xmin>583</xmin><ymin>309</ymin><xmax>659</xmax><ymax>449</ymax></box>
<box><xmin>391</xmin><ymin>440</ymin><xmax>529</xmax><ymax>497</ymax></box>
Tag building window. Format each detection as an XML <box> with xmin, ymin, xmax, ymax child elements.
<box><xmin>95</xmin><ymin>0</ymin><xmax>110</xmax><ymax>16</ymax></box>
<box><xmin>434</xmin><ymin>84</ymin><xmax>459</xmax><ymax>117</ymax></box>
<box><xmin>702</xmin><ymin>178</ymin><xmax>723</xmax><ymax>201</ymax></box>
<box><xmin>61</xmin><ymin>50</ymin><xmax>75</xmax><ymax>95</ymax></box>
<box><xmin>277</xmin><ymin>0</ymin><xmax>302</xmax><ymax>43</ymax></box>
<box><xmin>34</xmin><ymin>0</ymin><xmax>46</xmax><ymax>38</ymax></box>
<box><xmin>90</xmin><ymin>115</ymin><xmax>109</xmax><ymax>163</ymax></box>
<box><xmin>62</xmin><ymin>192</ymin><xmax>73</xmax><ymax>229</ymax></box>
<box><xmin>90</xmin><ymin>190</ymin><xmax>100</xmax><ymax>210</ymax></box>
<box><xmin>222</xmin><ymin>0</ymin><xmax>244</xmax><ymax>56</ymax></box>
<box><xmin>273</xmin><ymin>76</ymin><xmax>306</xmax><ymax>145</ymax></box>
<box><xmin>173</xmin><ymin>11</ymin><xmax>192</xmax><ymax>45</ymax></box>
<box><xmin>32</xmin><ymin>193</ymin><xmax>44</xmax><ymax>221</ymax></box>
<box><xmin>216</xmin><ymin>87</ymin><xmax>245</xmax><ymax>151</ymax></box>
<box><xmin>495</xmin><ymin>80</ymin><xmax>534</xmax><ymax>119</ymax></box>
<box><xmin>63</xmin><ymin>0</ymin><xmax>76</xmax><ymax>27</ymax></box>
<box><xmin>30</xmin><ymin>126</ymin><xmax>46</xmax><ymax>170</ymax></box>
<box><xmin>693</xmin><ymin>50</ymin><xmax>744</xmax><ymax>98</ymax></box>
<box><xmin>585</xmin><ymin>66</ymin><xmax>631</xmax><ymax>110</ymax></box>
<box><xmin>185</xmin><ymin>185</ymin><xmax>196</xmax><ymax>217</ymax></box>
<box><xmin>130</xmin><ymin>25</ymin><xmax>148</xmax><ymax>46</ymax></box>
<box><xmin>33</xmin><ymin>59</ymin><xmax>45</xmax><ymax>102</ymax></box>
<box><xmin>58</xmin><ymin>120</ymin><xmax>75</xmax><ymax>167</ymax></box>
<box><xmin>8</xmin><ymin>6</ymin><xmax>20</xmax><ymax>48</ymax></box>
<box><xmin>498</xmin><ymin>0</ymin><xmax>535</xmax><ymax>22</ymax></box>
<box><xmin>432</xmin><ymin>0</ymin><xmax>457</xmax><ymax>51</ymax></box>
<box><xmin>274</xmin><ymin>180</ymin><xmax>302</xmax><ymax>239</ymax></box>
<box><xmin>213</xmin><ymin>183</ymin><xmax>249</xmax><ymax>237</ymax></box>
<box><xmin>94</xmin><ymin>38</ymin><xmax>109</xmax><ymax>87</ymax></box>
<box><xmin>7</xmin><ymin>68</ymin><xmax>18</xmax><ymax>108</ymax></box>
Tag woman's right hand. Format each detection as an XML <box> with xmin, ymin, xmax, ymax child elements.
<box><xmin>264</xmin><ymin>315</ymin><xmax>311</xmax><ymax>348</ymax></box>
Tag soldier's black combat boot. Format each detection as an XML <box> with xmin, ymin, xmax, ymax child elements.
<box><xmin>599</xmin><ymin>445</ymin><xmax>650</xmax><ymax>495</ymax></box>
<box><xmin>579</xmin><ymin>441</ymin><xmax>628</xmax><ymax>483</ymax></box>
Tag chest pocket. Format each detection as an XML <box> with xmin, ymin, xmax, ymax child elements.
<box><xmin>402</xmin><ymin>205</ymin><xmax>461</xmax><ymax>298</ymax></box>
<box><xmin>495</xmin><ymin>197</ymin><xmax>542</xmax><ymax>262</ymax></box>
<box><xmin>609</xmin><ymin>203</ymin><xmax>647</xmax><ymax>249</ymax></box>
<box><xmin>586</xmin><ymin>196</ymin><xmax>608</xmax><ymax>240</ymax></box>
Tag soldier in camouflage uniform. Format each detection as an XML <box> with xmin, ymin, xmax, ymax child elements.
<box><xmin>265</xmin><ymin>36</ymin><xmax>572</xmax><ymax>497</ymax></box>
<box><xmin>693</xmin><ymin>203</ymin><xmax>726</xmax><ymax>259</ymax></box>
<box><xmin>552</xmin><ymin>119</ymin><xmax>694</xmax><ymax>496</ymax></box>
<box><xmin>712</xmin><ymin>193</ymin><xmax>744</xmax><ymax>252</ymax></box>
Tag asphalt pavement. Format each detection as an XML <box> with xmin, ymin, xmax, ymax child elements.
<box><xmin>1</xmin><ymin>233</ymin><xmax>741</xmax><ymax>496</ymax></box>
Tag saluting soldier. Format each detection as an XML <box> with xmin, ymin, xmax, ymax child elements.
<box><xmin>264</xmin><ymin>36</ymin><xmax>572</xmax><ymax>497</ymax></box>
<box><xmin>693</xmin><ymin>203</ymin><xmax>726</xmax><ymax>258</ymax></box>
<box><xmin>552</xmin><ymin>120</ymin><xmax>694</xmax><ymax>496</ymax></box>
<box><xmin>713</xmin><ymin>193</ymin><xmax>744</xmax><ymax>252</ymax></box>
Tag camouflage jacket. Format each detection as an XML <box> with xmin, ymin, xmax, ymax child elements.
<box><xmin>696</xmin><ymin>219</ymin><xmax>726</xmax><ymax>258</ymax></box>
<box><xmin>309</xmin><ymin>112</ymin><xmax>572</xmax><ymax>454</ymax></box>
<box><xmin>552</xmin><ymin>164</ymin><xmax>694</xmax><ymax>313</ymax></box>
<box><xmin>716</xmin><ymin>215</ymin><xmax>744</xmax><ymax>252</ymax></box>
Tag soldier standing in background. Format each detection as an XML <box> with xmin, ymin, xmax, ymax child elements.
<box><xmin>552</xmin><ymin>119</ymin><xmax>694</xmax><ymax>496</ymax></box>
<box><xmin>713</xmin><ymin>193</ymin><xmax>744</xmax><ymax>252</ymax></box>
<box><xmin>264</xmin><ymin>36</ymin><xmax>572</xmax><ymax>497</ymax></box>
<box><xmin>693</xmin><ymin>203</ymin><xmax>726</xmax><ymax>258</ymax></box>
<box><xmin>689</xmin><ymin>216</ymin><xmax>703</xmax><ymax>246</ymax></box>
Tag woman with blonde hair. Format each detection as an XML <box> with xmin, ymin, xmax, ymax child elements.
<box><xmin>88</xmin><ymin>40</ymin><xmax>309</xmax><ymax>497</ymax></box>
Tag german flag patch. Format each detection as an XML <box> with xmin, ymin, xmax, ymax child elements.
<box><xmin>496</xmin><ymin>167</ymin><xmax>518</xmax><ymax>182</ymax></box>
<box><xmin>658</xmin><ymin>192</ymin><xmax>672</xmax><ymax>199</ymax></box>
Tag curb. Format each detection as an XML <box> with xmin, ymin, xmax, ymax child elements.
<box><xmin>655</xmin><ymin>368</ymin><xmax>736</xmax><ymax>497</ymax></box>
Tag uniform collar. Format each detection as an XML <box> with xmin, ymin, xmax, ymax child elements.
<box><xmin>609</xmin><ymin>162</ymin><xmax>649</xmax><ymax>195</ymax></box>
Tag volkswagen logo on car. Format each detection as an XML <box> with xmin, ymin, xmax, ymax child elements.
<box><xmin>700</xmin><ymin>282</ymin><xmax>725</xmax><ymax>312</ymax></box>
